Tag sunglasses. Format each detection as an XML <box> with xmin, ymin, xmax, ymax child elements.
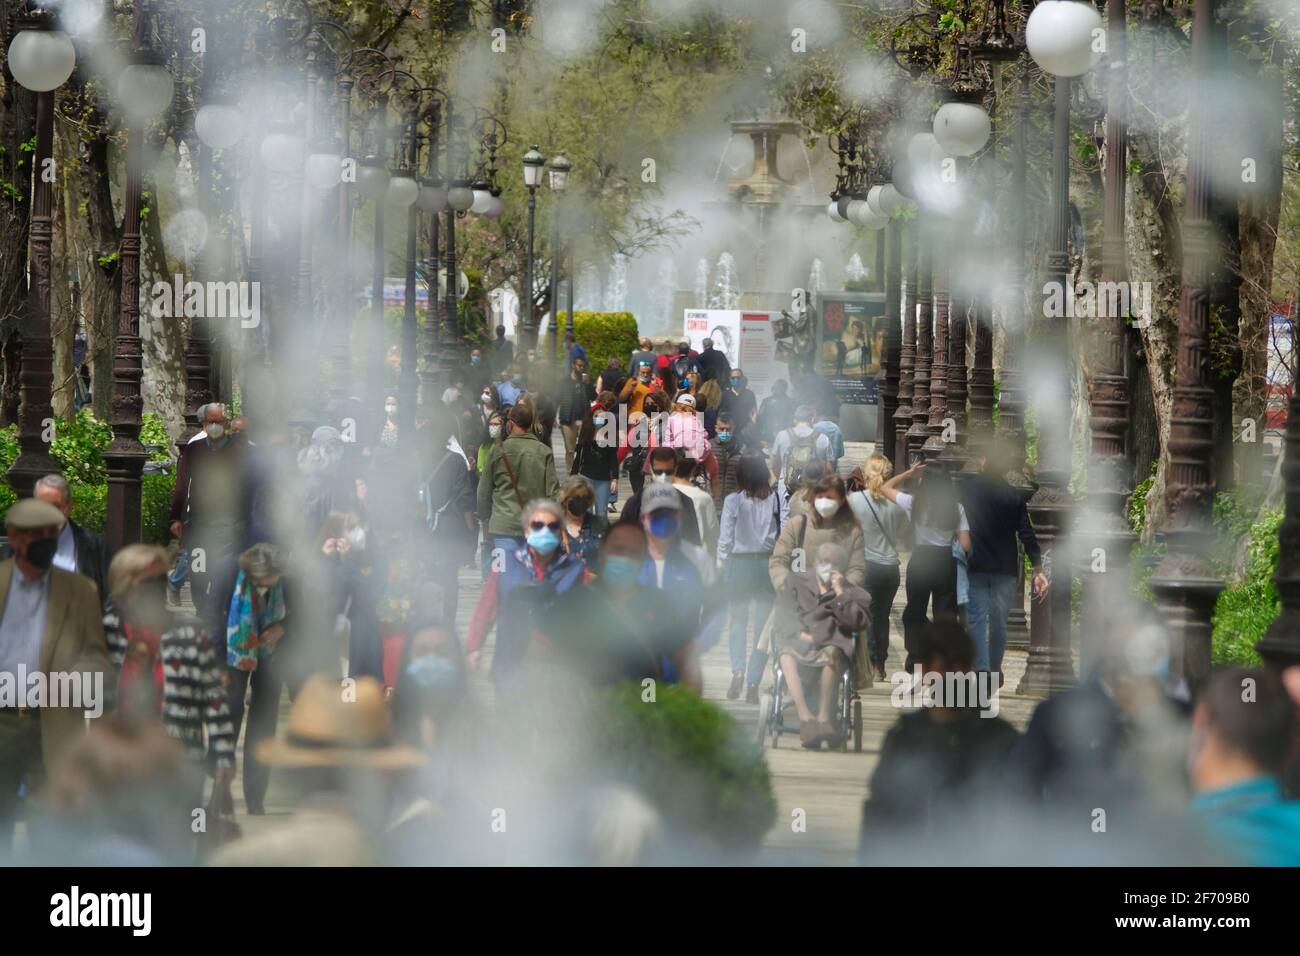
<box><xmin>529</xmin><ymin>520</ymin><xmax>562</xmax><ymax>532</ymax></box>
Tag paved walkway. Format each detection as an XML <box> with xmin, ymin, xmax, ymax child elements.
<box><xmin>228</xmin><ymin>436</ymin><xmax>1044</xmax><ymax>864</ymax></box>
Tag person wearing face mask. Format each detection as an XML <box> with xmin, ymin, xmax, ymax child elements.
<box><xmin>618</xmin><ymin>360</ymin><xmax>656</xmax><ymax>417</ymax></box>
<box><xmin>541</xmin><ymin>522</ymin><xmax>699</xmax><ymax>689</ymax></box>
<box><xmin>628</xmin><ymin>484</ymin><xmax>707</xmax><ymax>692</ymax></box>
<box><xmin>467</xmin><ymin>348</ymin><xmax>490</xmax><ymax>395</ymax></box>
<box><xmin>618</xmin><ymin>448</ymin><xmax>702</xmax><ymax>547</ymax></box>
<box><xmin>168</xmin><ymin>401</ymin><xmax>254</xmax><ymax>659</ymax></box>
<box><xmin>221</xmin><ymin>543</ymin><xmax>287</xmax><ymax>816</ymax></box>
<box><xmin>0</xmin><ymin>499</ymin><xmax>111</xmax><ymax>847</ymax></box>
<box><xmin>466</xmin><ymin>499</ymin><xmax>587</xmax><ymax>697</ymax></box>
<box><xmin>720</xmin><ymin>368</ymin><xmax>758</xmax><ymax>442</ymax></box>
<box><xmin>573</xmin><ymin>392</ymin><xmax>619</xmax><ymax>516</ymax></box>
<box><xmin>558</xmin><ymin>476</ymin><xmax>604</xmax><ymax>569</ymax></box>
<box><xmin>773</xmin><ymin>543</ymin><xmax>871</xmax><ymax>749</ymax></box>
<box><xmin>758</xmin><ymin>476</ymin><xmax>866</xmax><ymax>694</ymax></box>
<box><xmin>314</xmin><ymin>510</ymin><xmax>385</xmax><ymax>684</ymax></box>
<box><xmin>100</xmin><ymin>544</ymin><xmax>234</xmax><ymax>807</ymax></box>
<box><xmin>709</xmin><ymin>412</ymin><xmax>751</xmax><ymax>512</ymax></box>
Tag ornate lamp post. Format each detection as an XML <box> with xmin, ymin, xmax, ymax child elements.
<box><xmin>1146</xmin><ymin>0</ymin><xmax>1224</xmax><ymax>694</ymax></box>
<box><xmin>521</xmin><ymin>144</ymin><xmax>546</xmax><ymax>352</ymax></box>
<box><xmin>103</xmin><ymin>2</ymin><xmax>173</xmax><ymax>551</ymax></box>
<box><xmin>548</xmin><ymin>153</ymin><xmax>571</xmax><ymax>363</ymax></box>
<box><xmin>1016</xmin><ymin>0</ymin><xmax>1102</xmax><ymax>696</ymax></box>
<box><xmin>4</xmin><ymin>5</ymin><xmax>75</xmax><ymax>498</ymax></box>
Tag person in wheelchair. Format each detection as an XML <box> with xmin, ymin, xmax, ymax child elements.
<box><xmin>773</xmin><ymin>542</ymin><xmax>870</xmax><ymax>749</ymax></box>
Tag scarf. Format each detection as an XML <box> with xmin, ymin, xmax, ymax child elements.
<box><xmin>226</xmin><ymin>570</ymin><xmax>287</xmax><ymax>671</ymax></box>
<box><xmin>119</xmin><ymin>620</ymin><xmax>165</xmax><ymax>713</ymax></box>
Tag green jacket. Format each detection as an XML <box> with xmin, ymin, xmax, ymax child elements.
<box><xmin>477</xmin><ymin>431</ymin><xmax>560</xmax><ymax>537</ymax></box>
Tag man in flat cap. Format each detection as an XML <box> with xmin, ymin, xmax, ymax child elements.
<box><xmin>0</xmin><ymin>498</ymin><xmax>110</xmax><ymax>850</ymax></box>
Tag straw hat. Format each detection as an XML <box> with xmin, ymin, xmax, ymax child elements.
<box><xmin>257</xmin><ymin>675</ymin><xmax>426</xmax><ymax>769</ymax></box>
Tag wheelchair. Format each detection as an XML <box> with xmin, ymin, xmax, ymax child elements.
<box><xmin>755</xmin><ymin>637</ymin><xmax>863</xmax><ymax>753</ymax></box>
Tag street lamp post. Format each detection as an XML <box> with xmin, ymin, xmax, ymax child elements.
<box><xmin>1147</xmin><ymin>0</ymin><xmax>1224</xmax><ymax>694</ymax></box>
<box><xmin>881</xmin><ymin>219</ymin><xmax>902</xmax><ymax>467</ymax></box>
<box><xmin>4</xmin><ymin>8</ymin><xmax>73</xmax><ymax>498</ymax></box>
<box><xmin>521</xmin><ymin>145</ymin><xmax>546</xmax><ymax>353</ymax></box>
<box><xmin>1017</xmin><ymin>0</ymin><xmax>1103</xmax><ymax>696</ymax></box>
<box><xmin>907</xmin><ymin>219</ymin><xmax>933</xmax><ymax>466</ymax></box>
<box><xmin>894</xmin><ymin>222</ymin><xmax>917</xmax><ymax>475</ymax></box>
<box><xmin>105</xmin><ymin>4</ymin><xmax>173</xmax><ymax>552</ymax></box>
<box><xmin>548</xmin><ymin>153</ymin><xmax>571</xmax><ymax>363</ymax></box>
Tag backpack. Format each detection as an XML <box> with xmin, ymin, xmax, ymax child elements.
<box><xmin>784</xmin><ymin>429</ymin><xmax>819</xmax><ymax>491</ymax></box>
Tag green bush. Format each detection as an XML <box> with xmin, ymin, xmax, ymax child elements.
<box><xmin>552</xmin><ymin>311</ymin><xmax>639</xmax><ymax>370</ymax></box>
<box><xmin>0</xmin><ymin>411</ymin><xmax>174</xmax><ymax>541</ymax></box>
<box><xmin>587</xmin><ymin>683</ymin><xmax>776</xmax><ymax>855</ymax></box>
<box><xmin>1211</xmin><ymin>509</ymin><xmax>1281</xmax><ymax>666</ymax></box>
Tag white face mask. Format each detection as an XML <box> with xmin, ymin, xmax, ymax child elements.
<box><xmin>489</xmin><ymin>424</ymin><xmax>502</xmax><ymax>439</ymax></box>
<box><xmin>205</xmin><ymin>422</ymin><xmax>225</xmax><ymax>441</ymax></box>
<box><xmin>384</xmin><ymin>404</ymin><xmax>398</xmax><ymax>416</ymax></box>
<box><xmin>814</xmin><ymin>497</ymin><xmax>841</xmax><ymax>519</ymax></box>
<box><xmin>345</xmin><ymin>527</ymin><xmax>366</xmax><ymax>551</ymax></box>
<box><xmin>816</xmin><ymin>562</ymin><xmax>834</xmax><ymax>583</ymax></box>
<box><xmin>593</xmin><ymin>416</ymin><xmax>607</xmax><ymax>426</ymax></box>
<box><xmin>651</xmin><ymin>472</ymin><xmax>671</xmax><ymax>485</ymax></box>
<box><xmin>482</xmin><ymin>393</ymin><xmax>493</xmax><ymax>404</ymax></box>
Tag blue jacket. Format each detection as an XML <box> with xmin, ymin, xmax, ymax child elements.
<box><xmin>1191</xmin><ymin>776</ymin><xmax>1300</xmax><ymax>866</ymax></box>
<box><xmin>492</xmin><ymin>546</ymin><xmax>586</xmax><ymax>682</ymax></box>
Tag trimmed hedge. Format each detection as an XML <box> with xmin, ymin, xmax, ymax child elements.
<box><xmin>0</xmin><ymin>410</ymin><xmax>175</xmax><ymax>545</ymax></box>
<box><xmin>545</xmin><ymin>311</ymin><xmax>639</xmax><ymax>370</ymax></box>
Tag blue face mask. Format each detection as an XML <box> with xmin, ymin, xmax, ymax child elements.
<box><xmin>717</xmin><ymin>431</ymin><xmax>732</xmax><ymax>443</ymax></box>
<box><xmin>471</xmin><ymin>355</ymin><xmax>481</xmax><ymax>365</ymax></box>
<box><xmin>527</xmin><ymin>527</ymin><xmax>561</xmax><ymax>555</ymax></box>
<box><xmin>406</xmin><ymin>654</ymin><xmax>459</xmax><ymax>691</ymax></box>
<box><xmin>730</xmin><ymin>379</ymin><xmax>741</xmax><ymax>389</ymax></box>
<box><xmin>602</xmin><ymin>555</ymin><xmax>641</xmax><ymax>588</ymax></box>
<box><xmin>647</xmin><ymin>512</ymin><xmax>679</xmax><ymax>539</ymax></box>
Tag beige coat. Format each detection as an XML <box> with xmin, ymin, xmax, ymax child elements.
<box><xmin>0</xmin><ymin>560</ymin><xmax>110</xmax><ymax>767</ymax></box>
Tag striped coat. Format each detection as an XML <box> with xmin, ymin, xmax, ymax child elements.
<box><xmin>103</xmin><ymin>605</ymin><xmax>236</xmax><ymax>770</ymax></box>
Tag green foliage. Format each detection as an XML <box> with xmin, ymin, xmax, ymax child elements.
<box><xmin>588</xmin><ymin>684</ymin><xmax>776</xmax><ymax>854</ymax></box>
<box><xmin>0</xmin><ymin>413</ymin><xmax>173</xmax><ymax>542</ymax></box>
<box><xmin>1211</xmin><ymin>510</ymin><xmax>1282</xmax><ymax>666</ymax></box>
<box><xmin>50</xmin><ymin>411</ymin><xmax>113</xmax><ymax>484</ymax></box>
<box><xmin>563</xmin><ymin>311</ymin><xmax>640</xmax><ymax>370</ymax></box>
<box><xmin>1127</xmin><ymin>462</ymin><xmax>1158</xmax><ymax>536</ymax></box>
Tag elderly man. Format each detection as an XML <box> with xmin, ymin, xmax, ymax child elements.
<box><xmin>170</xmin><ymin>402</ymin><xmax>254</xmax><ymax>644</ymax></box>
<box><xmin>31</xmin><ymin>474</ymin><xmax>108</xmax><ymax>604</ymax></box>
<box><xmin>0</xmin><ymin>499</ymin><xmax>110</xmax><ymax>847</ymax></box>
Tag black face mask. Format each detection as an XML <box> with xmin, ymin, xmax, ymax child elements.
<box><xmin>25</xmin><ymin>537</ymin><xmax>57</xmax><ymax>571</ymax></box>
<box><xmin>567</xmin><ymin>498</ymin><xmax>591</xmax><ymax>517</ymax></box>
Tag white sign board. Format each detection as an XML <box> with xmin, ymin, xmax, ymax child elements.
<box><xmin>683</xmin><ymin>309</ymin><xmax>784</xmax><ymax>402</ymax></box>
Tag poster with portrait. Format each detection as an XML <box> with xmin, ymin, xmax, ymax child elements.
<box><xmin>815</xmin><ymin>292</ymin><xmax>886</xmax><ymax>405</ymax></box>
<box><xmin>683</xmin><ymin>309</ymin><xmax>783</xmax><ymax>401</ymax></box>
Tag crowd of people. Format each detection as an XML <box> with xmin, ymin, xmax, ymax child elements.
<box><xmin>0</xmin><ymin>326</ymin><xmax>1298</xmax><ymax>867</ymax></box>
